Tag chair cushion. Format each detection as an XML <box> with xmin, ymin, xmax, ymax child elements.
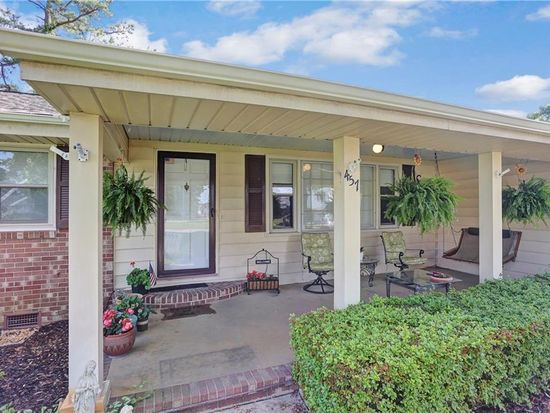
<box><xmin>302</xmin><ymin>233</ymin><xmax>333</xmax><ymax>270</ymax></box>
<box><xmin>381</xmin><ymin>231</ymin><xmax>406</xmax><ymax>262</ymax></box>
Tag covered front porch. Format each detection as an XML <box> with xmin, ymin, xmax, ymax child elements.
<box><xmin>3</xmin><ymin>28</ymin><xmax>550</xmax><ymax>408</ymax></box>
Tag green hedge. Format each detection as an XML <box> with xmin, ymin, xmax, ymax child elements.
<box><xmin>290</xmin><ymin>276</ymin><xmax>550</xmax><ymax>413</ymax></box>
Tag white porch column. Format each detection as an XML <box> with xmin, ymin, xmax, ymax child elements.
<box><xmin>68</xmin><ymin>113</ymin><xmax>104</xmax><ymax>386</ymax></box>
<box><xmin>478</xmin><ymin>152</ymin><xmax>503</xmax><ymax>282</ymax></box>
<box><xmin>333</xmin><ymin>136</ymin><xmax>361</xmax><ymax>309</ymax></box>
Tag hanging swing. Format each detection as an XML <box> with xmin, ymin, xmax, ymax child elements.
<box><xmin>441</xmin><ymin>156</ymin><xmax>523</xmax><ymax>265</ymax></box>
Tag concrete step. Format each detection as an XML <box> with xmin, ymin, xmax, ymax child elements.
<box><xmin>128</xmin><ymin>364</ymin><xmax>296</xmax><ymax>413</ymax></box>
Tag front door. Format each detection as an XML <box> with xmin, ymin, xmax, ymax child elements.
<box><xmin>157</xmin><ymin>152</ymin><xmax>216</xmax><ymax>277</ymax></box>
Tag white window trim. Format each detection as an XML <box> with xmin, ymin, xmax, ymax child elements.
<box><xmin>268</xmin><ymin>159</ymin><xmax>298</xmax><ymax>233</ymax></box>
<box><xmin>0</xmin><ymin>146</ymin><xmax>56</xmax><ymax>232</ymax></box>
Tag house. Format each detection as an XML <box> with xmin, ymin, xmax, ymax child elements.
<box><xmin>1</xmin><ymin>28</ymin><xmax>550</xmax><ymax>389</ymax></box>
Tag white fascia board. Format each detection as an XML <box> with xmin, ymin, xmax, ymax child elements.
<box><xmin>2</xmin><ymin>28</ymin><xmax>550</xmax><ymax>138</ymax></box>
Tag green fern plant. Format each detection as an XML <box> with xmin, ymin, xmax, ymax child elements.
<box><xmin>385</xmin><ymin>176</ymin><xmax>459</xmax><ymax>234</ymax></box>
<box><xmin>502</xmin><ymin>176</ymin><xmax>550</xmax><ymax>226</ymax></box>
<box><xmin>103</xmin><ymin>166</ymin><xmax>163</xmax><ymax>237</ymax></box>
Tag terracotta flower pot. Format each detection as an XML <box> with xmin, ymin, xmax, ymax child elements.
<box><xmin>104</xmin><ymin>328</ymin><xmax>136</xmax><ymax>356</ymax></box>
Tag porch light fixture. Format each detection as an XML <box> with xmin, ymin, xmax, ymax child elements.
<box><xmin>372</xmin><ymin>144</ymin><xmax>384</xmax><ymax>154</ymax></box>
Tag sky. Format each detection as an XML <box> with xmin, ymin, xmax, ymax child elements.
<box><xmin>4</xmin><ymin>0</ymin><xmax>550</xmax><ymax>118</ymax></box>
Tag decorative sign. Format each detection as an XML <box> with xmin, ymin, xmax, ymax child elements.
<box><xmin>344</xmin><ymin>169</ymin><xmax>360</xmax><ymax>192</ymax></box>
<box><xmin>255</xmin><ymin>259</ymin><xmax>272</xmax><ymax>264</ymax></box>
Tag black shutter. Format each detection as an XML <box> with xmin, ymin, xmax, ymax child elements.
<box><xmin>245</xmin><ymin>154</ymin><xmax>266</xmax><ymax>232</ymax></box>
<box><xmin>402</xmin><ymin>164</ymin><xmax>416</xmax><ymax>180</ymax></box>
<box><xmin>56</xmin><ymin>146</ymin><xmax>69</xmax><ymax>229</ymax></box>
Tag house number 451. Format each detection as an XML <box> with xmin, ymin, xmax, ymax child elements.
<box><xmin>344</xmin><ymin>169</ymin><xmax>359</xmax><ymax>192</ymax></box>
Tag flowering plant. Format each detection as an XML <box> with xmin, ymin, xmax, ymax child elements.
<box><xmin>103</xmin><ymin>309</ymin><xmax>136</xmax><ymax>336</ymax></box>
<box><xmin>247</xmin><ymin>270</ymin><xmax>267</xmax><ymax>281</ymax></box>
<box><xmin>115</xmin><ymin>295</ymin><xmax>152</xmax><ymax>321</ymax></box>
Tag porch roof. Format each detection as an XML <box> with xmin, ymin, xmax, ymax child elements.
<box><xmin>2</xmin><ymin>28</ymin><xmax>550</xmax><ymax>161</ymax></box>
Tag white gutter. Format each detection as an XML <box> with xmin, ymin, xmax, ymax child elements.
<box><xmin>0</xmin><ymin>111</ymin><xmax>69</xmax><ymax>126</ymax></box>
<box><xmin>1</xmin><ymin>28</ymin><xmax>550</xmax><ymax>137</ymax></box>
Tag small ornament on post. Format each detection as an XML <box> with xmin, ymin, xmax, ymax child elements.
<box><xmin>246</xmin><ymin>249</ymin><xmax>280</xmax><ymax>294</ymax></box>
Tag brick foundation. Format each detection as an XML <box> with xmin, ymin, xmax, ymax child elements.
<box><xmin>0</xmin><ymin>229</ymin><xmax>114</xmax><ymax>328</ymax></box>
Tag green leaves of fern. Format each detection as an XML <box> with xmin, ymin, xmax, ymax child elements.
<box><xmin>103</xmin><ymin>165</ymin><xmax>163</xmax><ymax>237</ymax></box>
<box><xmin>384</xmin><ymin>176</ymin><xmax>459</xmax><ymax>234</ymax></box>
<box><xmin>502</xmin><ymin>176</ymin><xmax>550</xmax><ymax>226</ymax></box>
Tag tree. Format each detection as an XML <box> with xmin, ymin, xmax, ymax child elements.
<box><xmin>528</xmin><ymin>104</ymin><xmax>550</xmax><ymax>122</ymax></box>
<box><xmin>0</xmin><ymin>0</ymin><xmax>134</xmax><ymax>91</ymax></box>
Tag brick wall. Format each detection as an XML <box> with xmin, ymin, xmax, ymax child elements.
<box><xmin>0</xmin><ymin>229</ymin><xmax>114</xmax><ymax>328</ymax></box>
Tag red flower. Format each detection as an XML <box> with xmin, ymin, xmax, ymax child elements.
<box><xmin>127</xmin><ymin>308</ymin><xmax>134</xmax><ymax>314</ymax></box>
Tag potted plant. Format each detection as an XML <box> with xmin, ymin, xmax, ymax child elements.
<box><xmin>385</xmin><ymin>176</ymin><xmax>459</xmax><ymax>234</ymax></box>
<box><xmin>126</xmin><ymin>266</ymin><xmax>151</xmax><ymax>295</ymax></box>
<box><xmin>503</xmin><ymin>176</ymin><xmax>550</xmax><ymax>226</ymax></box>
<box><xmin>103</xmin><ymin>309</ymin><xmax>137</xmax><ymax>356</ymax></box>
<box><xmin>116</xmin><ymin>295</ymin><xmax>152</xmax><ymax>332</ymax></box>
<box><xmin>103</xmin><ymin>165</ymin><xmax>163</xmax><ymax>237</ymax></box>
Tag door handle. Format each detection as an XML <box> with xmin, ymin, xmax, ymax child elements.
<box><xmin>210</xmin><ymin>207</ymin><xmax>215</xmax><ymax>218</ymax></box>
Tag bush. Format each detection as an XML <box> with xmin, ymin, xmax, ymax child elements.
<box><xmin>290</xmin><ymin>276</ymin><xmax>550</xmax><ymax>413</ymax></box>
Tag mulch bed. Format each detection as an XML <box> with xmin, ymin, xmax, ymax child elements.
<box><xmin>0</xmin><ymin>321</ymin><xmax>68</xmax><ymax>411</ymax></box>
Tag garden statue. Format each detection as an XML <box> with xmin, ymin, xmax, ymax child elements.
<box><xmin>73</xmin><ymin>360</ymin><xmax>100</xmax><ymax>413</ymax></box>
<box><xmin>120</xmin><ymin>406</ymin><xmax>134</xmax><ymax>413</ymax></box>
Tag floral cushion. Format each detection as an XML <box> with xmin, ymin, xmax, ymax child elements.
<box><xmin>381</xmin><ymin>231</ymin><xmax>406</xmax><ymax>262</ymax></box>
<box><xmin>302</xmin><ymin>233</ymin><xmax>333</xmax><ymax>272</ymax></box>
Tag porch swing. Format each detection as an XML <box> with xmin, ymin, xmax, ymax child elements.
<box><xmin>439</xmin><ymin>155</ymin><xmax>522</xmax><ymax>265</ymax></box>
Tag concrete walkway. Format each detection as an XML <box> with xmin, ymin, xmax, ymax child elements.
<box><xmin>108</xmin><ymin>267</ymin><xmax>477</xmax><ymax>397</ymax></box>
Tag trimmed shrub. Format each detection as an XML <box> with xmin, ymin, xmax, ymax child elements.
<box><xmin>290</xmin><ymin>276</ymin><xmax>550</xmax><ymax>413</ymax></box>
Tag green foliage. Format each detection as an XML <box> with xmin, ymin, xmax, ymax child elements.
<box><xmin>502</xmin><ymin>176</ymin><xmax>550</xmax><ymax>225</ymax></box>
<box><xmin>106</xmin><ymin>396</ymin><xmax>137</xmax><ymax>413</ymax></box>
<box><xmin>0</xmin><ymin>1</ymin><xmax>133</xmax><ymax>91</ymax></box>
<box><xmin>384</xmin><ymin>176</ymin><xmax>459</xmax><ymax>233</ymax></box>
<box><xmin>528</xmin><ymin>104</ymin><xmax>550</xmax><ymax>122</ymax></box>
<box><xmin>1</xmin><ymin>403</ymin><xmax>58</xmax><ymax>413</ymax></box>
<box><xmin>0</xmin><ymin>404</ymin><xmax>15</xmax><ymax>413</ymax></box>
<box><xmin>290</xmin><ymin>277</ymin><xmax>550</xmax><ymax>413</ymax></box>
<box><xmin>103</xmin><ymin>166</ymin><xmax>163</xmax><ymax>237</ymax></box>
<box><xmin>126</xmin><ymin>267</ymin><xmax>151</xmax><ymax>289</ymax></box>
<box><xmin>115</xmin><ymin>294</ymin><xmax>152</xmax><ymax>320</ymax></box>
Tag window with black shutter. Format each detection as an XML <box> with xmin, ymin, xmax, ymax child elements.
<box><xmin>56</xmin><ymin>146</ymin><xmax>69</xmax><ymax>229</ymax></box>
<box><xmin>245</xmin><ymin>154</ymin><xmax>266</xmax><ymax>232</ymax></box>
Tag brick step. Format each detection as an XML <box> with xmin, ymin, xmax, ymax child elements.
<box><xmin>128</xmin><ymin>364</ymin><xmax>297</xmax><ymax>413</ymax></box>
<box><xmin>143</xmin><ymin>281</ymin><xmax>246</xmax><ymax>311</ymax></box>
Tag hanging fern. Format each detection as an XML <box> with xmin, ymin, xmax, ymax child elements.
<box><xmin>502</xmin><ymin>176</ymin><xmax>550</xmax><ymax>226</ymax></box>
<box><xmin>385</xmin><ymin>176</ymin><xmax>459</xmax><ymax>234</ymax></box>
<box><xmin>103</xmin><ymin>165</ymin><xmax>163</xmax><ymax>237</ymax></box>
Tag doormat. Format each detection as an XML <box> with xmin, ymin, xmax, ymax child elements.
<box><xmin>162</xmin><ymin>304</ymin><xmax>216</xmax><ymax>320</ymax></box>
<box><xmin>149</xmin><ymin>283</ymin><xmax>208</xmax><ymax>293</ymax></box>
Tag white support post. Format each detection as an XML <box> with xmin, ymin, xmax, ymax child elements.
<box><xmin>478</xmin><ymin>152</ymin><xmax>503</xmax><ymax>282</ymax></box>
<box><xmin>333</xmin><ymin>136</ymin><xmax>361</xmax><ymax>309</ymax></box>
<box><xmin>68</xmin><ymin>113</ymin><xmax>104</xmax><ymax>386</ymax></box>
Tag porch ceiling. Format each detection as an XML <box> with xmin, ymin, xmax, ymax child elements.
<box><xmin>3</xmin><ymin>29</ymin><xmax>550</xmax><ymax>161</ymax></box>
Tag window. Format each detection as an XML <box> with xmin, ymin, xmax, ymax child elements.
<box><xmin>360</xmin><ymin>165</ymin><xmax>376</xmax><ymax>229</ymax></box>
<box><xmin>270</xmin><ymin>161</ymin><xmax>295</xmax><ymax>231</ymax></box>
<box><xmin>0</xmin><ymin>149</ymin><xmax>54</xmax><ymax>228</ymax></box>
<box><xmin>302</xmin><ymin>161</ymin><xmax>333</xmax><ymax>230</ymax></box>
<box><xmin>379</xmin><ymin>166</ymin><xmax>397</xmax><ymax>226</ymax></box>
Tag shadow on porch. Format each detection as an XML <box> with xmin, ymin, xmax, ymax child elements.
<box><xmin>106</xmin><ymin>267</ymin><xmax>477</xmax><ymax>411</ymax></box>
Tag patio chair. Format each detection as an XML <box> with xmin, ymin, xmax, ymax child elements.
<box><xmin>380</xmin><ymin>231</ymin><xmax>426</xmax><ymax>271</ymax></box>
<box><xmin>443</xmin><ymin>227</ymin><xmax>522</xmax><ymax>264</ymax></box>
<box><xmin>301</xmin><ymin>232</ymin><xmax>334</xmax><ymax>294</ymax></box>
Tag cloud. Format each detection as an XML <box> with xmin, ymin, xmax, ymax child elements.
<box><xmin>207</xmin><ymin>0</ymin><xmax>261</xmax><ymax>17</ymax></box>
<box><xmin>90</xmin><ymin>19</ymin><xmax>167</xmax><ymax>53</ymax></box>
<box><xmin>428</xmin><ymin>26</ymin><xmax>478</xmax><ymax>39</ymax></box>
<box><xmin>183</xmin><ymin>2</ymin><xmax>428</xmax><ymax>66</ymax></box>
<box><xmin>526</xmin><ymin>5</ymin><xmax>550</xmax><ymax>21</ymax></box>
<box><xmin>476</xmin><ymin>75</ymin><xmax>550</xmax><ymax>101</ymax></box>
<box><xmin>485</xmin><ymin>109</ymin><xmax>528</xmax><ymax>118</ymax></box>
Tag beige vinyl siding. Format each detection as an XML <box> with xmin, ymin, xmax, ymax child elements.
<box><xmin>437</xmin><ymin>155</ymin><xmax>550</xmax><ymax>278</ymax></box>
<box><xmin>113</xmin><ymin>139</ymin><xmax>438</xmax><ymax>288</ymax></box>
